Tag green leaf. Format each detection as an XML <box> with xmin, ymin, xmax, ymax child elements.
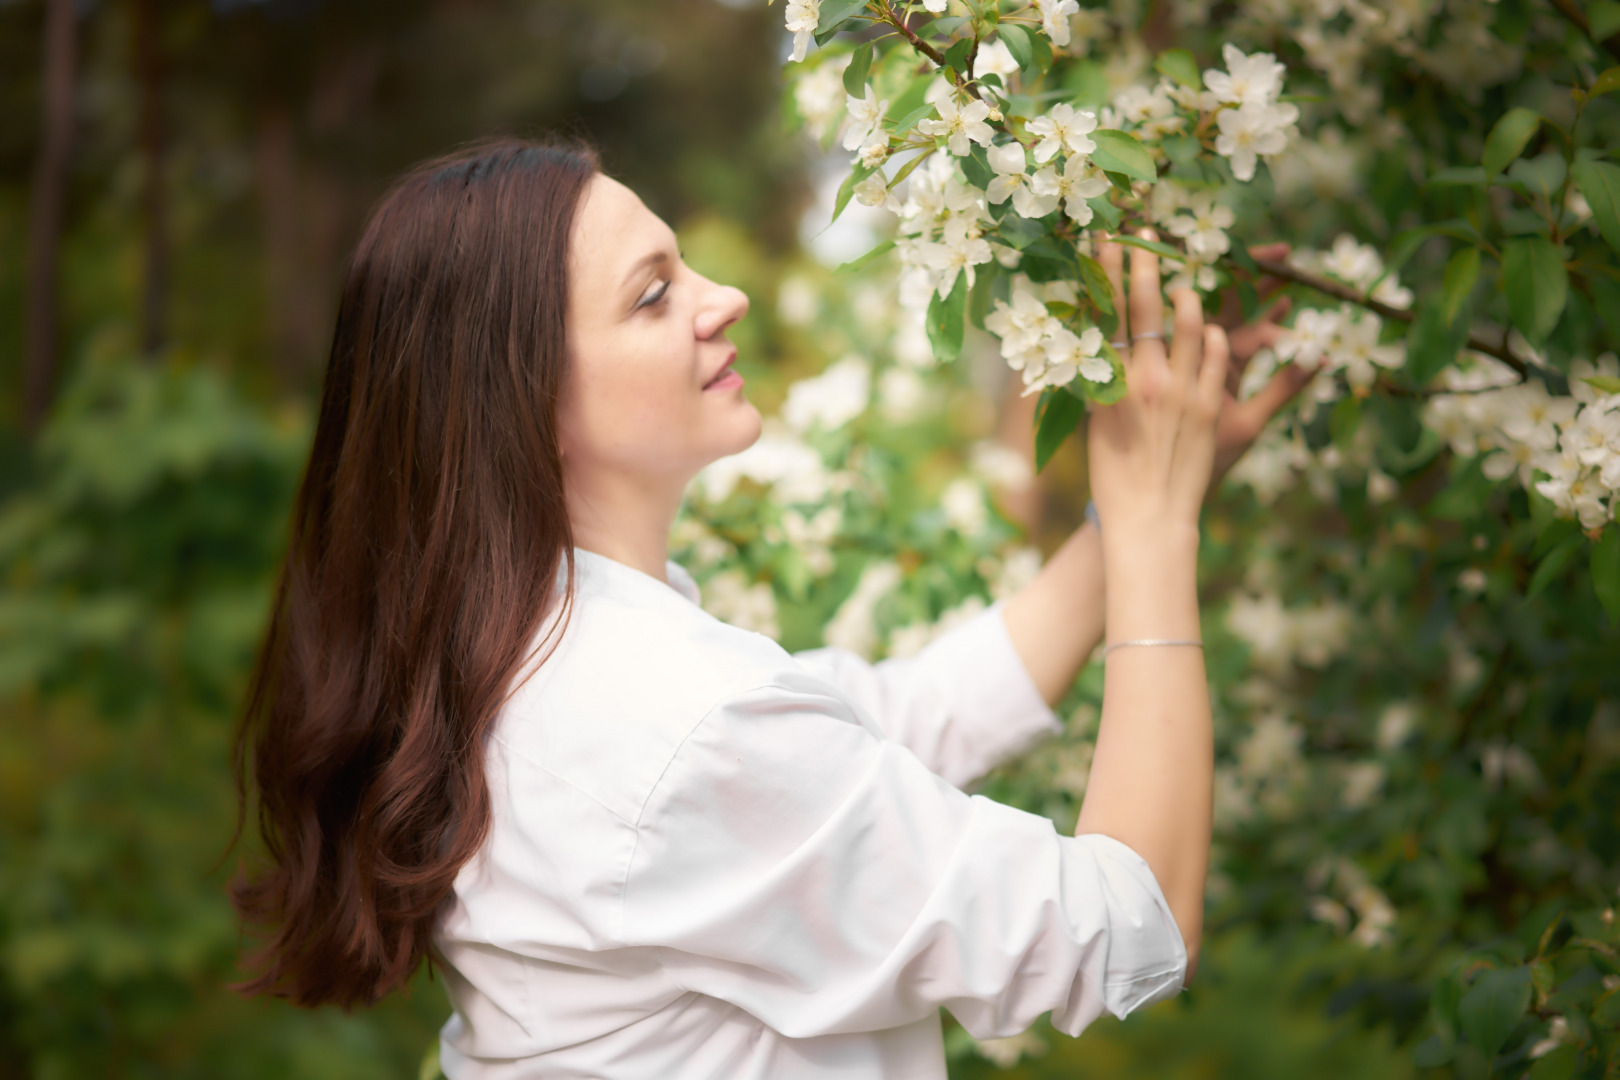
<box><xmin>1034</xmin><ymin>387</ymin><xmax>1084</xmax><ymax>472</ymax></box>
<box><xmin>833</xmin><ymin>239</ymin><xmax>895</xmax><ymax>275</ymax></box>
<box><xmin>1083</xmin><ymin>345</ymin><xmax>1129</xmax><ymax>404</ymax></box>
<box><xmin>1441</xmin><ymin>247</ymin><xmax>1481</xmax><ymax>325</ymax></box>
<box><xmin>843</xmin><ymin>42</ymin><xmax>873</xmax><ymax>96</ymax></box>
<box><xmin>1593</xmin><ymin>2</ymin><xmax>1620</xmax><ymax>39</ymax></box>
<box><xmin>1425</xmin><ymin>166</ymin><xmax>1487</xmax><ymax>189</ymax></box>
<box><xmin>943</xmin><ymin>37</ymin><xmax>974</xmax><ymax>79</ymax></box>
<box><xmin>1482</xmin><ymin>108</ymin><xmax>1541</xmax><ymax>179</ymax></box>
<box><xmin>1528</xmin><ymin>536</ymin><xmax>1584</xmax><ymax>600</ymax></box>
<box><xmin>1527</xmin><ymin>1044</ymin><xmax>1581</xmax><ymax>1080</ymax></box>
<box><xmin>1330</xmin><ymin>395</ymin><xmax>1362</xmax><ymax>450</ymax></box>
<box><xmin>1596</xmin><ymin>70</ymin><xmax>1620</xmax><ymax>100</ymax></box>
<box><xmin>997</xmin><ymin>24</ymin><xmax>1033</xmax><ymax>70</ymax></box>
<box><xmin>1411</xmin><ymin>1035</ymin><xmax>1453</xmax><ymax>1068</ymax></box>
<box><xmin>1406</xmin><ymin>293</ymin><xmax>1472</xmax><ymax>385</ymax></box>
<box><xmin>1086</xmin><ymin>194</ymin><xmax>1123</xmax><ymax>231</ymax></box>
<box><xmin>1458</xmin><ymin>966</ymin><xmax>1533</xmax><ymax>1056</ymax></box>
<box><xmin>830</xmin><ymin>161</ymin><xmax>878</xmax><ymax>226</ymax></box>
<box><xmin>1501</xmin><ymin>236</ymin><xmax>1568</xmax><ymax>344</ymax></box>
<box><xmin>1594</xmin><ymin>527</ymin><xmax>1620</xmax><ymax>623</ymax></box>
<box><xmin>1028</xmin><ymin>24</ymin><xmax>1053</xmax><ymax>72</ymax></box>
<box><xmin>960</xmin><ymin>144</ymin><xmax>994</xmax><ymax>189</ymax></box>
<box><xmin>814</xmin><ymin>0</ymin><xmax>871</xmax><ymax>44</ymax></box>
<box><xmin>1110</xmin><ymin>233</ymin><xmax>1183</xmax><ymax>260</ymax></box>
<box><xmin>1090</xmin><ymin>129</ymin><xmax>1157</xmax><ymax>182</ymax></box>
<box><xmin>926</xmin><ymin>272</ymin><xmax>968</xmax><ymax>363</ymax></box>
<box><xmin>996</xmin><ymin>214</ymin><xmax>1045</xmax><ymax>250</ymax></box>
<box><xmin>1507</xmin><ymin>153</ymin><xmax>1567</xmax><ymax>206</ymax></box>
<box><xmin>1154</xmin><ymin>48</ymin><xmax>1200</xmax><ymax>89</ymax></box>
<box><xmin>1076</xmin><ymin>252</ymin><xmax>1117</xmax><ymax>337</ymax></box>
<box><xmin>1582</xmin><ymin>375</ymin><xmax>1620</xmax><ymax>394</ymax></box>
<box><xmin>1572</xmin><ymin>160</ymin><xmax>1620</xmax><ymax>256</ymax></box>
<box><xmin>968</xmin><ymin>263</ymin><xmax>1001</xmax><ymax>331</ymax></box>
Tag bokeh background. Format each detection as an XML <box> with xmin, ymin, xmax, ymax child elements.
<box><xmin>3</xmin><ymin>0</ymin><xmax>1610</xmax><ymax>1077</ymax></box>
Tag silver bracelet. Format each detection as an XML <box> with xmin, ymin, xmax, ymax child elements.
<box><xmin>1131</xmin><ymin>330</ymin><xmax>1165</xmax><ymax>342</ymax></box>
<box><xmin>1103</xmin><ymin>638</ymin><xmax>1204</xmax><ymax>657</ymax></box>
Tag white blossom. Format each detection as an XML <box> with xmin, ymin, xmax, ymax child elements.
<box><xmin>942</xmin><ymin>478</ymin><xmax>990</xmax><ymax>535</ymax></box>
<box><xmin>1164</xmin><ymin>191</ymin><xmax>1236</xmax><ymax>258</ymax></box>
<box><xmin>1028</xmin><ymin>325</ymin><xmax>1111</xmax><ymax>394</ymax></box>
<box><xmin>1203</xmin><ymin>44</ymin><xmax>1288</xmax><ymax>106</ymax></box>
<box><xmin>792</xmin><ymin>55</ymin><xmax>850</xmax><ymax>138</ymax></box>
<box><xmin>1215</xmin><ymin>99</ymin><xmax>1297</xmax><ymax>181</ymax></box>
<box><xmin>782</xmin><ymin>356</ymin><xmax>870</xmax><ymax>432</ymax></box>
<box><xmin>919</xmin><ymin>95</ymin><xmax>995</xmax><ymax>156</ymax></box>
<box><xmin>986</xmin><ymin>141</ymin><xmax>1061</xmax><ymax>219</ymax></box>
<box><xmin>1029</xmin><ymin>154</ymin><xmax>1110</xmax><ymax>223</ymax></box>
<box><xmin>842</xmin><ymin>85</ymin><xmax>888</xmax><ymax>151</ymax></box>
<box><xmin>702</xmin><ymin>570</ymin><xmax>781</xmax><ymax>639</ymax></box>
<box><xmin>1026</xmin><ymin>103</ymin><xmax>1099</xmax><ymax>163</ymax></box>
<box><xmin>785</xmin><ymin>0</ymin><xmax>820</xmax><ymax>64</ymax></box>
<box><xmin>824</xmin><ymin>559</ymin><xmax>901</xmax><ymax>658</ymax></box>
<box><xmin>1032</xmin><ymin>0</ymin><xmax>1081</xmax><ymax>47</ymax></box>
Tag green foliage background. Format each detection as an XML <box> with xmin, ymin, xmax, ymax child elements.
<box><xmin>1</xmin><ymin>0</ymin><xmax>1616</xmax><ymax>1078</ymax></box>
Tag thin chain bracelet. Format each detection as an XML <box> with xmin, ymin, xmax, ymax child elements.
<box><xmin>1102</xmin><ymin>639</ymin><xmax>1204</xmax><ymax>657</ymax></box>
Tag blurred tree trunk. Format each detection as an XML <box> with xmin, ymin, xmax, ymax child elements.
<box><xmin>24</xmin><ymin>0</ymin><xmax>78</xmax><ymax>435</ymax></box>
<box><xmin>255</xmin><ymin>106</ymin><xmax>326</xmax><ymax>386</ymax></box>
<box><xmin>134</xmin><ymin>0</ymin><xmax>168</xmax><ymax>357</ymax></box>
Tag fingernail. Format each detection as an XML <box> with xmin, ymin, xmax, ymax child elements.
<box><xmin>1139</xmin><ymin>227</ymin><xmax>1158</xmax><ymax>242</ymax></box>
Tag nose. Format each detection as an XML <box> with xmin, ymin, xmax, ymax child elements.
<box><xmin>694</xmin><ymin>275</ymin><xmax>749</xmax><ymax>340</ymax></box>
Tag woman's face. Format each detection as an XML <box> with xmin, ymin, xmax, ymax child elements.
<box><xmin>560</xmin><ymin>174</ymin><xmax>759</xmax><ymax>494</ymax></box>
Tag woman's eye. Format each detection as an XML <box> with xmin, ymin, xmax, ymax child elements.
<box><xmin>639</xmin><ymin>280</ymin><xmax>671</xmax><ymax>310</ymax></box>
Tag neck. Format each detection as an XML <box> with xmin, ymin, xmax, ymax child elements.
<box><xmin>566</xmin><ymin>467</ymin><xmax>688</xmax><ymax>583</ymax></box>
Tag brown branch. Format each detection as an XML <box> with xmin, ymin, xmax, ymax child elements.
<box><xmin>1250</xmin><ymin>257</ymin><xmax>1532</xmax><ymax>380</ymax></box>
<box><xmin>876</xmin><ymin>1</ymin><xmax>947</xmax><ymax>67</ymax></box>
<box><xmin>1545</xmin><ymin>0</ymin><xmax>1620</xmax><ymax>64</ymax></box>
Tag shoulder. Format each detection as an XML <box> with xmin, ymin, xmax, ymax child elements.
<box><xmin>492</xmin><ymin>553</ymin><xmax>823</xmax><ymax>824</ymax></box>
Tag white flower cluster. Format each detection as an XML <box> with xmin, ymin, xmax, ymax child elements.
<box><xmin>1307</xmin><ymin>856</ymin><xmax>1397</xmax><ymax>949</ymax></box>
<box><xmin>984</xmin><ymin>275</ymin><xmax>1113</xmax><ymax>395</ymax></box>
<box><xmin>1226</xmin><ymin>591</ymin><xmax>1355</xmax><ymax>673</ymax></box>
<box><xmin>1203</xmin><ymin>44</ymin><xmax>1299</xmax><ymax>182</ymax></box>
<box><xmin>888</xmin><ymin>150</ymin><xmax>1001</xmax><ymax>305</ymax></box>
<box><xmin>1277</xmin><ymin>303</ymin><xmax>1406</xmax><ymax>392</ymax></box>
<box><xmin>1425</xmin><ymin>354</ymin><xmax>1620</xmax><ymax>530</ymax></box>
<box><xmin>1290</xmin><ymin>234</ymin><xmax>1414</xmax><ymax>310</ymax></box>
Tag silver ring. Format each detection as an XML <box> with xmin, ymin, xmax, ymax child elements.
<box><xmin>1131</xmin><ymin>331</ymin><xmax>1165</xmax><ymax>342</ymax></box>
<box><xmin>1108</xmin><ymin>339</ymin><xmax>1128</xmax><ymax>349</ymax></box>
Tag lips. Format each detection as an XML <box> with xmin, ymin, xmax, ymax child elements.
<box><xmin>703</xmin><ymin>351</ymin><xmax>740</xmax><ymax>390</ymax></box>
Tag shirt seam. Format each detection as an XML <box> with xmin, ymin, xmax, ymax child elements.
<box><xmin>491</xmin><ymin>732</ymin><xmax>640</xmax><ymax>826</ymax></box>
<box><xmin>614</xmin><ymin>676</ymin><xmax>827</xmax><ymax>953</ymax></box>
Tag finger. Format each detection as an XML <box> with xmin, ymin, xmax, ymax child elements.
<box><xmin>1128</xmin><ymin>229</ymin><xmax>1164</xmax><ymax>362</ymax></box>
<box><xmin>1098</xmin><ymin>233</ymin><xmax>1128</xmax><ymax>345</ymax></box>
<box><xmin>1247</xmin><ymin>242</ymin><xmax>1289</xmax><ymax>263</ymax></box>
<box><xmin>1168</xmin><ymin>287</ymin><xmax>1204</xmax><ymax>385</ymax></box>
<box><xmin>1261</xmin><ymin>295</ymin><xmax>1292</xmax><ymax>325</ymax></box>
<box><xmin>1231</xmin><ymin>360</ymin><xmax>1318</xmax><ymax>429</ymax></box>
<box><xmin>1197</xmin><ymin>324</ymin><xmax>1230</xmax><ymax>415</ymax></box>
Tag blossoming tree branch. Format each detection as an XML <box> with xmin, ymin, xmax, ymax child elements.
<box><xmin>778</xmin><ymin>0</ymin><xmax>1620</xmax><ymax>618</ymax></box>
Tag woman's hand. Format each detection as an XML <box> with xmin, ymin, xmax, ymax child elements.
<box><xmin>1089</xmin><ymin>230</ymin><xmax>1228</xmax><ymax>540</ymax></box>
<box><xmin>1207</xmin><ymin>242</ymin><xmax>1319</xmax><ymax>486</ymax></box>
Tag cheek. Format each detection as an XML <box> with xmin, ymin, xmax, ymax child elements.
<box><xmin>564</xmin><ymin>336</ymin><xmax>701</xmax><ymax>462</ymax></box>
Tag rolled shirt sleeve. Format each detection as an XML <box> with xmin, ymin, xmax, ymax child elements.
<box><xmin>791</xmin><ymin>601</ymin><xmax>1061</xmax><ymax>789</ymax></box>
<box><xmin>619</xmin><ymin>673</ymin><xmax>1186</xmax><ymax>1043</ymax></box>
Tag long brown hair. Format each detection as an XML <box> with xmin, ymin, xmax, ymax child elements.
<box><xmin>231</xmin><ymin>137</ymin><xmax>598</xmax><ymax>1008</ymax></box>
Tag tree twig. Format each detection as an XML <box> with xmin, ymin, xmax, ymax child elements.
<box><xmin>1545</xmin><ymin>0</ymin><xmax>1620</xmax><ymax>64</ymax></box>
<box><xmin>1250</xmin><ymin>257</ymin><xmax>1532</xmax><ymax>380</ymax></box>
<box><xmin>875</xmin><ymin>1</ymin><xmax>947</xmax><ymax>68</ymax></box>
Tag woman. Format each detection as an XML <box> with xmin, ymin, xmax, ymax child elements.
<box><xmin>233</xmin><ymin>138</ymin><xmax>1309</xmax><ymax>1078</ymax></box>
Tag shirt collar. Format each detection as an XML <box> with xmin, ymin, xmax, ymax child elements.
<box><xmin>571</xmin><ymin>547</ymin><xmax>701</xmax><ymax>608</ymax></box>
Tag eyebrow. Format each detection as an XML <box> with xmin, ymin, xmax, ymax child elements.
<box><xmin>621</xmin><ymin>250</ymin><xmax>671</xmax><ymax>304</ymax></box>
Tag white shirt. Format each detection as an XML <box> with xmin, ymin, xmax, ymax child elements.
<box><xmin>435</xmin><ymin>548</ymin><xmax>1186</xmax><ymax>1079</ymax></box>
